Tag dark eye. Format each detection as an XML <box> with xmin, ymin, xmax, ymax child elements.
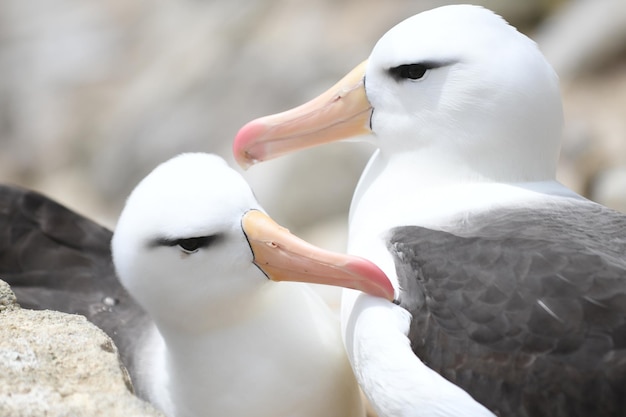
<box><xmin>176</xmin><ymin>236</ymin><xmax>216</xmax><ymax>253</ymax></box>
<box><xmin>151</xmin><ymin>234</ymin><xmax>223</xmax><ymax>253</ymax></box>
<box><xmin>389</xmin><ymin>63</ymin><xmax>428</xmax><ymax>81</ymax></box>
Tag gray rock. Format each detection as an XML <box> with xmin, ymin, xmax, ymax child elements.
<box><xmin>0</xmin><ymin>280</ymin><xmax>164</xmax><ymax>417</ymax></box>
<box><xmin>0</xmin><ymin>280</ymin><xmax>18</xmax><ymax>313</ymax></box>
<box><xmin>536</xmin><ymin>0</ymin><xmax>626</xmax><ymax>79</ymax></box>
<box><xmin>592</xmin><ymin>166</ymin><xmax>626</xmax><ymax>213</ymax></box>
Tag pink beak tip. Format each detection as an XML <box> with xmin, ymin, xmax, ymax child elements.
<box><xmin>233</xmin><ymin>119</ymin><xmax>268</xmax><ymax>169</ymax></box>
<box><xmin>348</xmin><ymin>258</ymin><xmax>396</xmax><ymax>301</ymax></box>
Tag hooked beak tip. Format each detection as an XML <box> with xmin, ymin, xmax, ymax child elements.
<box><xmin>233</xmin><ymin>120</ymin><xmax>268</xmax><ymax>169</ymax></box>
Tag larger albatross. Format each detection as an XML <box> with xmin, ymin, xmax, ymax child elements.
<box><xmin>233</xmin><ymin>4</ymin><xmax>626</xmax><ymax>417</ymax></box>
<box><xmin>1</xmin><ymin>153</ymin><xmax>394</xmax><ymax>417</ymax></box>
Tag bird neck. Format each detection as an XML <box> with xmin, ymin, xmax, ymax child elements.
<box><xmin>347</xmin><ymin>148</ymin><xmax>572</xmax><ymax>285</ymax></box>
<box><xmin>350</xmin><ymin>146</ymin><xmax>559</xmax><ymax>226</ymax></box>
<box><xmin>375</xmin><ymin>137</ymin><xmax>556</xmax><ymax>183</ymax></box>
<box><xmin>148</xmin><ymin>283</ymin><xmax>357</xmax><ymax>417</ymax></box>
<box><xmin>148</xmin><ymin>284</ymin><xmax>290</xmax><ymax>416</ymax></box>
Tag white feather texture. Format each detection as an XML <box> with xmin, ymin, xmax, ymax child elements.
<box><xmin>341</xmin><ymin>5</ymin><xmax>579</xmax><ymax>417</ymax></box>
<box><xmin>112</xmin><ymin>153</ymin><xmax>364</xmax><ymax>417</ymax></box>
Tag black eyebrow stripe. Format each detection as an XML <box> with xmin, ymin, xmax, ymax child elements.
<box><xmin>148</xmin><ymin>235</ymin><xmax>222</xmax><ymax>249</ymax></box>
<box><xmin>388</xmin><ymin>60</ymin><xmax>456</xmax><ymax>74</ymax></box>
<box><xmin>151</xmin><ymin>237</ymin><xmax>181</xmax><ymax>247</ymax></box>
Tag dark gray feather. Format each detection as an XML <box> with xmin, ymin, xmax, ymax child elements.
<box><xmin>0</xmin><ymin>184</ymin><xmax>149</xmax><ymax>386</ymax></box>
<box><xmin>389</xmin><ymin>201</ymin><xmax>626</xmax><ymax>417</ymax></box>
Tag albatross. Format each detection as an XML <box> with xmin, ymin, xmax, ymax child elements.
<box><xmin>0</xmin><ymin>153</ymin><xmax>394</xmax><ymax>417</ymax></box>
<box><xmin>233</xmin><ymin>5</ymin><xmax>626</xmax><ymax>417</ymax></box>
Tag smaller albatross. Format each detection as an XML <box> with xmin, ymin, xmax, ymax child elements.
<box><xmin>1</xmin><ymin>153</ymin><xmax>394</xmax><ymax>417</ymax></box>
<box><xmin>233</xmin><ymin>4</ymin><xmax>626</xmax><ymax>417</ymax></box>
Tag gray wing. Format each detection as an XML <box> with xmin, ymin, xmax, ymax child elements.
<box><xmin>388</xmin><ymin>201</ymin><xmax>626</xmax><ymax>417</ymax></box>
<box><xmin>0</xmin><ymin>184</ymin><xmax>149</xmax><ymax>380</ymax></box>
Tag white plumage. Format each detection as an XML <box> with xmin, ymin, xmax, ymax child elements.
<box><xmin>234</xmin><ymin>5</ymin><xmax>626</xmax><ymax>416</ymax></box>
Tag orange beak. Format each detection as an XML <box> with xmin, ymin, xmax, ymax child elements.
<box><xmin>233</xmin><ymin>61</ymin><xmax>372</xmax><ymax>169</ymax></box>
<box><xmin>241</xmin><ymin>210</ymin><xmax>394</xmax><ymax>301</ymax></box>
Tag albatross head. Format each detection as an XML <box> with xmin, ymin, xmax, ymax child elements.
<box><xmin>111</xmin><ymin>153</ymin><xmax>393</xmax><ymax>330</ymax></box>
<box><xmin>234</xmin><ymin>5</ymin><xmax>562</xmax><ymax>183</ymax></box>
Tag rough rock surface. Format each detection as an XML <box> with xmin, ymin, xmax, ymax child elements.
<box><xmin>0</xmin><ymin>280</ymin><xmax>164</xmax><ymax>417</ymax></box>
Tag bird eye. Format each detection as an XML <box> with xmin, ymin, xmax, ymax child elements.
<box><xmin>151</xmin><ymin>234</ymin><xmax>222</xmax><ymax>253</ymax></box>
<box><xmin>176</xmin><ymin>236</ymin><xmax>216</xmax><ymax>254</ymax></box>
<box><xmin>389</xmin><ymin>63</ymin><xmax>428</xmax><ymax>81</ymax></box>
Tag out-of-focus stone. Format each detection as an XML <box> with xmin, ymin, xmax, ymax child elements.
<box><xmin>592</xmin><ymin>166</ymin><xmax>626</xmax><ymax>213</ymax></box>
<box><xmin>0</xmin><ymin>0</ymin><xmax>579</xmax><ymax>235</ymax></box>
<box><xmin>537</xmin><ymin>0</ymin><xmax>626</xmax><ymax>79</ymax></box>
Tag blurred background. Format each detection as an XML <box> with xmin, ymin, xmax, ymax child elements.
<box><xmin>0</xmin><ymin>0</ymin><xmax>625</xmax><ymax>252</ymax></box>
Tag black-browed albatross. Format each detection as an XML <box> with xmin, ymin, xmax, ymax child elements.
<box><xmin>233</xmin><ymin>5</ymin><xmax>626</xmax><ymax>417</ymax></box>
<box><xmin>0</xmin><ymin>153</ymin><xmax>394</xmax><ymax>417</ymax></box>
